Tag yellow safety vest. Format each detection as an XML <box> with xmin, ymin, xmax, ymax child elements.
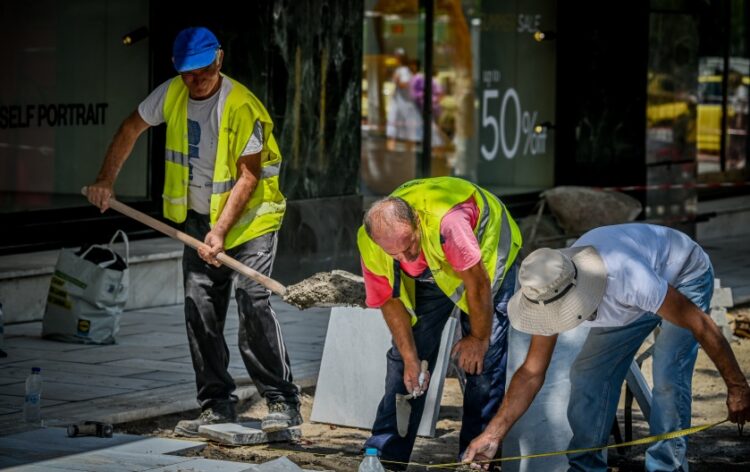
<box><xmin>358</xmin><ymin>177</ymin><xmax>522</xmax><ymax>324</ymax></box>
<box><xmin>162</xmin><ymin>74</ymin><xmax>286</xmax><ymax>249</ymax></box>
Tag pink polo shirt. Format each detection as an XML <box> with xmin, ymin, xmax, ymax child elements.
<box><xmin>362</xmin><ymin>196</ymin><xmax>482</xmax><ymax>308</ymax></box>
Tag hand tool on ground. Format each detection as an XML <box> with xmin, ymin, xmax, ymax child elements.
<box><xmin>80</xmin><ymin>187</ymin><xmax>365</xmax><ymax>309</ymax></box>
<box><xmin>395</xmin><ymin>360</ymin><xmax>429</xmax><ymax>437</ymax></box>
<box><xmin>67</xmin><ymin>421</ymin><xmax>114</xmax><ymax>438</ymax></box>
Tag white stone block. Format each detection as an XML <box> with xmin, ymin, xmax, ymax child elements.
<box><xmin>310</xmin><ymin>307</ymin><xmax>456</xmax><ymax>437</ymax></box>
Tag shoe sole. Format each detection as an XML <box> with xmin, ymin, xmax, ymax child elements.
<box><xmin>261</xmin><ymin>418</ymin><xmax>303</xmax><ymax>433</ymax></box>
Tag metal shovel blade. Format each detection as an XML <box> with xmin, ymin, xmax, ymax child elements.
<box><xmin>395</xmin><ymin>393</ymin><xmax>412</xmax><ymax>438</ymax></box>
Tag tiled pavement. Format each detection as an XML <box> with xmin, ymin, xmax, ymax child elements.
<box><xmin>0</xmin><ymin>297</ymin><xmax>331</xmax><ymax>435</ymax></box>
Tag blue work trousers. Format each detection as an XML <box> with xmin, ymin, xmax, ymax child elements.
<box><xmin>567</xmin><ymin>268</ymin><xmax>714</xmax><ymax>472</ymax></box>
<box><xmin>364</xmin><ymin>262</ymin><xmax>518</xmax><ymax>467</ymax></box>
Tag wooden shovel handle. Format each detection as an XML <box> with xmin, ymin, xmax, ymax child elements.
<box><xmin>81</xmin><ymin>187</ymin><xmax>288</xmax><ymax>297</ymax></box>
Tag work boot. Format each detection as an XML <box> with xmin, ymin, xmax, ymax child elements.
<box><xmin>174</xmin><ymin>405</ymin><xmax>237</xmax><ymax>437</ymax></box>
<box><xmin>261</xmin><ymin>401</ymin><xmax>302</xmax><ymax>432</ymax></box>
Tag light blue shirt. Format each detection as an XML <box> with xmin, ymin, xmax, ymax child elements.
<box><xmin>573</xmin><ymin>223</ymin><xmax>711</xmax><ymax>327</ymax></box>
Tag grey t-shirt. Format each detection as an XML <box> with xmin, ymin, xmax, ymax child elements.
<box><xmin>138</xmin><ymin>76</ymin><xmax>263</xmax><ymax>214</ymax></box>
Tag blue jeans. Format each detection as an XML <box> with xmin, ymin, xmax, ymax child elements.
<box><xmin>364</xmin><ymin>262</ymin><xmax>518</xmax><ymax>467</ymax></box>
<box><xmin>567</xmin><ymin>268</ymin><xmax>714</xmax><ymax>472</ymax></box>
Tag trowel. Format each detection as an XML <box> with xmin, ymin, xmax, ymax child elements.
<box><xmin>81</xmin><ymin>188</ymin><xmax>366</xmax><ymax>309</ymax></box>
<box><xmin>395</xmin><ymin>360</ymin><xmax>428</xmax><ymax>437</ymax></box>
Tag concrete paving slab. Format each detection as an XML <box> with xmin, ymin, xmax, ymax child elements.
<box><xmin>0</xmin><ymin>366</ymin><xmax>171</xmax><ymax>391</ymax></box>
<box><xmin>51</xmin><ymin>345</ymin><xmax>188</xmax><ymax>363</ymax></box>
<box><xmin>155</xmin><ymin>457</ymin><xmax>256</xmax><ymax>472</ymax></box>
<box><xmin>0</xmin><ymin>429</ymin><xmax>205</xmax><ymax>464</ymax></box>
<box><xmin>0</xmin><ymin>347</ymin><xmax>50</xmax><ymax>365</ymax></box>
<box><xmin>0</xmin><ymin>427</ymin><xmax>146</xmax><ymax>464</ymax></box>
<box><xmin>101</xmin><ymin>358</ymin><xmax>197</xmax><ymax>374</ymax></box>
<box><xmin>14</xmin><ymin>449</ymin><xmax>194</xmax><ymax>472</ymax></box>
<box><xmin>124</xmin><ymin>370</ymin><xmax>196</xmax><ymax>383</ymax></box>
<box><xmin>1</xmin><ymin>380</ymin><xmax>132</xmax><ymax>402</ymax></box>
<box><xmin>198</xmin><ymin>422</ymin><xmax>301</xmax><ymax>445</ymax></box>
<box><xmin>108</xmin><ymin>436</ymin><xmax>206</xmax><ymax>455</ymax></box>
<box><xmin>310</xmin><ymin>307</ymin><xmax>456</xmax><ymax>438</ymax></box>
<box><xmin>0</xmin><ymin>337</ymin><xmax>87</xmax><ymax>352</ymax></box>
<box><xmin>0</xmin><ymin>393</ymin><xmax>65</xmax><ymax>409</ymax></box>
<box><xmin>4</xmin><ymin>359</ymin><xmax>154</xmax><ymax>377</ymax></box>
<box><xmin>256</xmin><ymin>456</ymin><xmax>306</xmax><ymax>471</ymax></box>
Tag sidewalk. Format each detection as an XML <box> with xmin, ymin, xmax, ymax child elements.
<box><xmin>0</xmin><ymin>296</ymin><xmax>331</xmax><ymax>436</ymax></box>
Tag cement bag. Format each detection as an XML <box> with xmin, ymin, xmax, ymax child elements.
<box><xmin>42</xmin><ymin>230</ymin><xmax>129</xmax><ymax>344</ymax></box>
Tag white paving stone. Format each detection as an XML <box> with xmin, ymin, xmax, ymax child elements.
<box><xmin>198</xmin><ymin>422</ymin><xmax>301</xmax><ymax>445</ymax></box>
<box><xmin>310</xmin><ymin>307</ymin><xmax>455</xmax><ymax>437</ymax></box>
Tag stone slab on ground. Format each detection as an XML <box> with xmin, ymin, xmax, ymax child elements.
<box><xmin>198</xmin><ymin>422</ymin><xmax>301</xmax><ymax>445</ymax></box>
<box><xmin>155</xmin><ymin>457</ymin><xmax>257</xmax><ymax>471</ymax></box>
<box><xmin>0</xmin><ymin>427</ymin><xmax>205</xmax><ymax>468</ymax></box>
<box><xmin>6</xmin><ymin>449</ymin><xmax>195</xmax><ymax>472</ymax></box>
<box><xmin>310</xmin><ymin>307</ymin><xmax>457</xmax><ymax>437</ymax></box>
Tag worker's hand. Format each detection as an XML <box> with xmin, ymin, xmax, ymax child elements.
<box><xmin>86</xmin><ymin>180</ymin><xmax>115</xmax><ymax>212</ymax></box>
<box><xmin>462</xmin><ymin>430</ymin><xmax>500</xmax><ymax>470</ymax></box>
<box><xmin>199</xmin><ymin>231</ymin><xmax>225</xmax><ymax>267</ymax></box>
<box><xmin>727</xmin><ymin>384</ymin><xmax>750</xmax><ymax>425</ymax></box>
<box><xmin>403</xmin><ymin>359</ymin><xmax>430</xmax><ymax>397</ymax></box>
<box><xmin>451</xmin><ymin>334</ymin><xmax>489</xmax><ymax>375</ymax></box>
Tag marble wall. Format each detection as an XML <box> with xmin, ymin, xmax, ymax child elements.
<box><xmin>269</xmin><ymin>0</ymin><xmax>364</xmax><ymax>200</ymax></box>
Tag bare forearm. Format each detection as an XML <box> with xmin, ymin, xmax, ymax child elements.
<box><xmin>695</xmin><ymin>316</ymin><xmax>749</xmax><ymax>390</ymax></box>
<box><xmin>484</xmin><ymin>369</ymin><xmax>545</xmax><ymax>439</ymax></box>
<box><xmin>212</xmin><ymin>177</ymin><xmax>257</xmax><ymax>236</ymax></box>
<box><xmin>466</xmin><ymin>283</ymin><xmax>492</xmax><ymax>341</ymax></box>
<box><xmin>97</xmin><ymin>111</ymin><xmax>147</xmax><ymax>184</ymax></box>
<box><xmin>381</xmin><ymin>299</ymin><xmax>419</xmax><ymax>365</ymax></box>
<box><xmin>659</xmin><ymin>287</ymin><xmax>749</xmax><ymax>392</ymax></box>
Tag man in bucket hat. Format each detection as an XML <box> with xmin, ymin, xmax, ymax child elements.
<box><xmin>463</xmin><ymin>223</ymin><xmax>750</xmax><ymax>471</ymax></box>
<box><xmin>87</xmin><ymin>26</ymin><xmax>300</xmax><ymax>435</ymax></box>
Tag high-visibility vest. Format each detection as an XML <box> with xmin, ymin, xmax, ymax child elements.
<box><xmin>358</xmin><ymin>177</ymin><xmax>522</xmax><ymax>324</ymax></box>
<box><xmin>162</xmin><ymin>74</ymin><xmax>286</xmax><ymax>249</ymax></box>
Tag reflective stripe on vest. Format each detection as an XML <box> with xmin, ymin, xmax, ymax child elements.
<box><xmin>211</xmin><ymin>163</ymin><xmax>282</xmax><ymax>194</ymax></box>
<box><xmin>358</xmin><ymin>177</ymin><xmax>522</xmax><ymax>319</ymax></box>
<box><xmin>161</xmin><ymin>75</ymin><xmax>286</xmax><ymax>248</ymax></box>
<box><xmin>446</xmin><ymin>186</ymin><xmax>514</xmax><ymax>304</ymax></box>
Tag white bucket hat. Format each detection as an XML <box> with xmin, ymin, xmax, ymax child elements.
<box><xmin>508</xmin><ymin>246</ymin><xmax>608</xmax><ymax>336</ymax></box>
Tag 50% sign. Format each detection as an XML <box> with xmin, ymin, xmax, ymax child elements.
<box><xmin>480</xmin><ymin>82</ymin><xmax>548</xmax><ymax>161</ymax></box>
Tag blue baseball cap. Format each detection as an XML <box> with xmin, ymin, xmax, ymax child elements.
<box><xmin>172</xmin><ymin>27</ymin><xmax>220</xmax><ymax>73</ymax></box>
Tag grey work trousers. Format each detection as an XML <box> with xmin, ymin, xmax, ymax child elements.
<box><xmin>182</xmin><ymin>211</ymin><xmax>298</xmax><ymax>409</ymax></box>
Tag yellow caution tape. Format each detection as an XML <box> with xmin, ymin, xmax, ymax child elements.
<box><xmin>379</xmin><ymin>419</ymin><xmax>728</xmax><ymax>470</ymax></box>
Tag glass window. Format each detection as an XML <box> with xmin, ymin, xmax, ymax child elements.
<box><xmin>0</xmin><ymin>0</ymin><xmax>150</xmax><ymax>213</ymax></box>
<box><xmin>360</xmin><ymin>0</ymin><xmax>556</xmax><ymax>198</ymax></box>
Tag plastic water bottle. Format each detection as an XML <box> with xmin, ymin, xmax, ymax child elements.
<box><xmin>359</xmin><ymin>447</ymin><xmax>386</xmax><ymax>472</ymax></box>
<box><xmin>23</xmin><ymin>367</ymin><xmax>42</xmax><ymax>424</ymax></box>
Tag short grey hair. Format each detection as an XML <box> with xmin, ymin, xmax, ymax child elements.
<box><xmin>363</xmin><ymin>197</ymin><xmax>417</xmax><ymax>238</ymax></box>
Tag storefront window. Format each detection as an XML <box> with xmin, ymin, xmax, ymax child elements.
<box><xmin>0</xmin><ymin>0</ymin><xmax>150</xmax><ymax>213</ymax></box>
<box><xmin>360</xmin><ymin>0</ymin><xmax>556</xmax><ymax>198</ymax></box>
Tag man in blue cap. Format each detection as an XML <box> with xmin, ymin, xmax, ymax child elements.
<box><xmin>86</xmin><ymin>26</ymin><xmax>300</xmax><ymax>436</ymax></box>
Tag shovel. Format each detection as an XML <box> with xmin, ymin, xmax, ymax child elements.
<box><xmin>395</xmin><ymin>360</ymin><xmax>429</xmax><ymax>438</ymax></box>
<box><xmin>80</xmin><ymin>188</ymin><xmax>366</xmax><ymax>309</ymax></box>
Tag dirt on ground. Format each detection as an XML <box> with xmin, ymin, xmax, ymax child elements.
<box><xmin>117</xmin><ymin>305</ymin><xmax>750</xmax><ymax>471</ymax></box>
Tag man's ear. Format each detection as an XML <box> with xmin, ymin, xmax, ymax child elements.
<box><xmin>216</xmin><ymin>50</ymin><xmax>224</xmax><ymax>69</ymax></box>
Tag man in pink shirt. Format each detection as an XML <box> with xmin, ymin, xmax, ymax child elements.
<box><xmin>357</xmin><ymin>177</ymin><xmax>522</xmax><ymax>467</ymax></box>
